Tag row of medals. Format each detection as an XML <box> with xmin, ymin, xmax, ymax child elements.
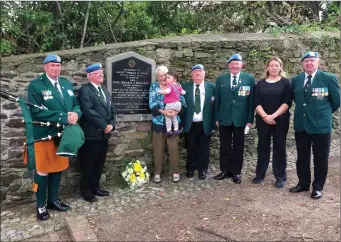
<box><xmin>312</xmin><ymin>88</ymin><xmax>328</xmax><ymax>96</ymax></box>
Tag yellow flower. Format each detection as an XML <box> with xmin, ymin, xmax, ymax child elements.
<box><xmin>130</xmin><ymin>174</ymin><xmax>136</xmax><ymax>183</ymax></box>
<box><xmin>140</xmin><ymin>172</ymin><xmax>145</xmax><ymax>179</ymax></box>
<box><xmin>133</xmin><ymin>163</ymin><xmax>142</xmax><ymax>172</ymax></box>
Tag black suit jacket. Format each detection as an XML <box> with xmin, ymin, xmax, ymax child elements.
<box><xmin>78</xmin><ymin>82</ymin><xmax>116</xmax><ymax>140</ymax></box>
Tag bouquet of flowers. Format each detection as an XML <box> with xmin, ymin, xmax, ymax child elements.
<box><xmin>122</xmin><ymin>159</ymin><xmax>150</xmax><ymax>189</ymax></box>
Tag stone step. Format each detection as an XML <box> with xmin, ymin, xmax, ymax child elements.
<box><xmin>65</xmin><ymin>216</ymin><xmax>98</xmax><ymax>241</ymax></box>
<box><xmin>24</xmin><ymin>225</ymin><xmax>72</xmax><ymax>241</ymax></box>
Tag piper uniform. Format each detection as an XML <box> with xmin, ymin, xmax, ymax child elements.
<box><xmin>290</xmin><ymin>52</ymin><xmax>340</xmax><ymax>199</ymax></box>
<box><xmin>181</xmin><ymin>64</ymin><xmax>216</xmax><ymax>179</ymax></box>
<box><xmin>26</xmin><ymin>54</ymin><xmax>82</xmax><ymax>220</ymax></box>
<box><xmin>78</xmin><ymin>63</ymin><xmax>116</xmax><ymax>202</ymax></box>
<box><xmin>214</xmin><ymin>54</ymin><xmax>255</xmax><ymax>183</ymax></box>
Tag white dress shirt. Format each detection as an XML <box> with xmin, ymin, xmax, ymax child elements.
<box><xmin>47</xmin><ymin>74</ymin><xmax>63</xmax><ymax>97</ymax></box>
<box><xmin>230</xmin><ymin>72</ymin><xmax>241</xmax><ymax>88</ymax></box>
<box><xmin>193</xmin><ymin>81</ymin><xmax>205</xmax><ymax>122</ymax></box>
<box><xmin>304</xmin><ymin>70</ymin><xmax>317</xmax><ymax>86</ymax></box>
<box><xmin>90</xmin><ymin>82</ymin><xmax>107</xmax><ymax>101</ymax></box>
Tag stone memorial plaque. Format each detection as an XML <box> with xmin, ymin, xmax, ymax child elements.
<box><xmin>106</xmin><ymin>52</ymin><xmax>156</xmax><ymax>121</ymax></box>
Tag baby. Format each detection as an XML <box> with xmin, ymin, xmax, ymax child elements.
<box><xmin>157</xmin><ymin>71</ymin><xmax>186</xmax><ymax>136</ymax></box>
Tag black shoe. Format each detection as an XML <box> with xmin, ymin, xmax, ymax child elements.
<box><xmin>252</xmin><ymin>177</ymin><xmax>264</xmax><ymax>184</ymax></box>
<box><xmin>198</xmin><ymin>171</ymin><xmax>206</xmax><ymax>180</ymax></box>
<box><xmin>275</xmin><ymin>180</ymin><xmax>285</xmax><ymax>188</ymax></box>
<box><xmin>213</xmin><ymin>171</ymin><xmax>232</xmax><ymax>180</ymax></box>
<box><xmin>311</xmin><ymin>190</ymin><xmax>322</xmax><ymax>199</ymax></box>
<box><xmin>36</xmin><ymin>205</ymin><xmax>50</xmax><ymax>221</ymax></box>
<box><xmin>92</xmin><ymin>188</ymin><xmax>110</xmax><ymax>197</ymax></box>
<box><xmin>186</xmin><ymin>171</ymin><xmax>194</xmax><ymax>179</ymax></box>
<box><xmin>289</xmin><ymin>185</ymin><xmax>310</xmax><ymax>193</ymax></box>
<box><xmin>233</xmin><ymin>175</ymin><xmax>241</xmax><ymax>184</ymax></box>
<box><xmin>81</xmin><ymin>191</ymin><xmax>97</xmax><ymax>202</ymax></box>
<box><xmin>46</xmin><ymin>199</ymin><xmax>70</xmax><ymax>212</ymax></box>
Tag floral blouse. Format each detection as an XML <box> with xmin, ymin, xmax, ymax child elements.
<box><xmin>149</xmin><ymin>82</ymin><xmax>186</xmax><ymax>132</ymax></box>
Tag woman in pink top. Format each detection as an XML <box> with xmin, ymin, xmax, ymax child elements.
<box><xmin>157</xmin><ymin>71</ymin><xmax>186</xmax><ymax>136</ymax></box>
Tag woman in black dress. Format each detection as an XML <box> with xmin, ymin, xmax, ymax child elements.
<box><xmin>253</xmin><ymin>56</ymin><xmax>292</xmax><ymax>188</ymax></box>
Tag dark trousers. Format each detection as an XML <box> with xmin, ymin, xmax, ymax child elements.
<box><xmin>255</xmin><ymin>118</ymin><xmax>289</xmax><ymax>181</ymax></box>
<box><xmin>295</xmin><ymin>131</ymin><xmax>331</xmax><ymax>191</ymax></box>
<box><xmin>80</xmin><ymin>139</ymin><xmax>109</xmax><ymax>194</ymax></box>
<box><xmin>219</xmin><ymin>125</ymin><xmax>244</xmax><ymax>175</ymax></box>
<box><xmin>186</xmin><ymin>122</ymin><xmax>211</xmax><ymax>173</ymax></box>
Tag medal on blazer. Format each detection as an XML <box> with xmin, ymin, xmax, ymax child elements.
<box><xmin>313</xmin><ymin>87</ymin><xmax>328</xmax><ymax>100</ymax></box>
<box><xmin>238</xmin><ymin>85</ymin><xmax>250</xmax><ymax>96</ymax></box>
<box><xmin>42</xmin><ymin>90</ymin><xmax>53</xmax><ymax>100</ymax></box>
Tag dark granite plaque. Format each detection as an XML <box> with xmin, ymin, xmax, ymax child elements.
<box><xmin>106</xmin><ymin>51</ymin><xmax>156</xmax><ymax>121</ymax></box>
<box><xmin>111</xmin><ymin>57</ymin><xmax>151</xmax><ymax>114</ymax></box>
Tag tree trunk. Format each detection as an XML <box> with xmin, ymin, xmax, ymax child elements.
<box><xmin>80</xmin><ymin>2</ymin><xmax>91</xmax><ymax>48</ymax></box>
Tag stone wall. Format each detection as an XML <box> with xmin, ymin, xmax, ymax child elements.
<box><xmin>1</xmin><ymin>32</ymin><xmax>340</xmax><ymax>207</ymax></box>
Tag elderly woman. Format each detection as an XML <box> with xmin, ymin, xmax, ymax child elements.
<box><xmin>252</xmin><ymin>56</ymin><xmax>292</xmax><ymax>188</ymax></box>
<box><xmin>149</xmin><ymin>66</ymin><xmax>186</xmax><ymax>183</ymax></box>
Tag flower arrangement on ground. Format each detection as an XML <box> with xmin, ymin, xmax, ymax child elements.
<box><xmin>122</xmin><ymin>159</ymin><xmax>150</xmax><ymax>189</ymax></box>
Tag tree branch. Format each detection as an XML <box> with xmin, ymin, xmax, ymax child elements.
<box><xmin>80</xmin><ymin>1</ymin><xmax>91</xmax><ymax>48</ymax></box>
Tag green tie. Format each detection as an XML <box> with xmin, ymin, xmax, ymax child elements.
<box><xmin>194</xmin><ymin>84</ymin><xmax>201</xmax><ymax>114</ymax></box>
<box><xmin>232</xmin><ymin>75</ymin><xmax>237</xmax><ymax>90</ymax></box>
<box><xmin>54</xmin><ymin>82</ymin><xmax>63</xmax><ymax>99</ymax></box>
<box><xmin>98</xmin><ymin>86</ymin><xmax>106</xmax><ymax>102</ymax></box>
<box><xmin>304</xmin><ymin>75</ymin><xmax>312</xmax><ymax>100</ymax></box>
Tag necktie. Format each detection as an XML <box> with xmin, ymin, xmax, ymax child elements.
<box><xmin>54</xmin><ymin>82</ymin><xmax>63</xmax><ymax>99</ymax></box>
<box><xmin>232</xmin><ymin>75</ymin><xmax>237</xmax><ymax>89</ymax></box>
<box><xmin>194</xmin><ymin>84</ymin><xmax>201</xmax><ymax>114</ymax></box>
<box><xmin>98</xmin><ymin>86</ymin><xmax>106</xmax><ymax>102</ymax></box>
<box><xmin>304</xmin><ymin>75</ymin><xmax>312</xmax><ymax>99</ymax></box>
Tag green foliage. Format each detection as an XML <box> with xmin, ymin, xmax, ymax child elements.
<box><xmin>1</xmin><ymin>1</ymin><xmax>340</xmax><ymax>56</ymax></box>
<box><xmin>248</xmin><ymin>50</ymin><xmax>272</xmax><ymax>61</ymax></box>
<box><xmin>267</xmin><ymin>21</ymin><xmax>339</xmax><ymax>36</ymax></box>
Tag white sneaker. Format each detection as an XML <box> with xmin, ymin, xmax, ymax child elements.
<box><xmin>154</xmin><ymin>175</ymin><xmax>161</xmax><ymax>183</ymax></box>
<box><xmin>172</xmin><ymin>174</ymin><xmax>180</xmax><ymax>183</ymax></box>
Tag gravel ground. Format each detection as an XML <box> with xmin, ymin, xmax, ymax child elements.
<box><xmin>1</xmin><ymin>139</ymin><xmax>339</xmax><ymax>241</ymax></box>
<box><xmin>93</xmin><ymin>155</ymin><xmax>340</xmax><ymax>241</ymax></box>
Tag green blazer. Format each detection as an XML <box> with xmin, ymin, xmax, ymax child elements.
<box><xmin>78</xmin><ymin>82</ymin><xmax>117</xmax><ymax>140</ymax></box>
<box><xmin>181</xmin><ymin>81</ymin><xmax>216</xmax><ymax>135</ymax></box>
<box><xmin>215</xmin><ymin>72</ymin><xmax>255</xmax><ymax>127</ymax></box>
<box><xmin>292</xmin><ymin>70</ymin><xmax>340</xmax><ymax>134</ymax></box>
<box><xmin>27</xmin><ymin>73</ymin><xmax>82</xmax><ymax>140</ymax></box>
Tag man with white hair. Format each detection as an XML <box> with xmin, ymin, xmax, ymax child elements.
<box><xmin>78</xmin><ymin>63</ymin><xmax>116</xmax><ymax>202</ymax></box>
<box><xmin>181</xmin><ymin>64</ymin><xmax>216</xmax><ymax>180</ymax></box>
<box><xmin>214</xmin><ymin>54</ymin><xmax>256</xmax><ymax>184</ymax></box>
<box><xmin>289</xmin><ymin>52</ymin><xmax>340</xmax><ymax>199</ymax></box>
<box><xmin>27</xmin><ymin>54</ymin><xmax>82</xmax><ymax>220</ymax></box>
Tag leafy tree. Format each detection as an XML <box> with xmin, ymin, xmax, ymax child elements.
<box><xmin>1</xmin><ymin>1</ymin><xmax>339</xmax><ymax>56</ymax></box>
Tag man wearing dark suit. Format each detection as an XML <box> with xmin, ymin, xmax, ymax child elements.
<box><xmin>289</xmin><ymin>52</ymin><xmax>340</xmax><ymax>199</ymax></box>
<box><xmin>214</xmin><ymin>54</ymin><xmax>255</xmax><ymax>184</ymax></box>
<box><xmin>182</xmin><ymin>64</ymin><xmax>216</xmax><ymax>179</ymax></box>
<box><xmin>78</xmin><ymin>63</ymin><xmax>116</xmax><ymax>202</ymax></box>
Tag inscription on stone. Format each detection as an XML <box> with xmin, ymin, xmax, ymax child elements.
<box><xmin>106</xmin><ymin>52</ymin><xmax>156</xmax><ymax>121</ymax></box>
<box><xmin>111</xmin><ymin>57</ymin><xmax>150</xmax><ymax>114</ymax></box>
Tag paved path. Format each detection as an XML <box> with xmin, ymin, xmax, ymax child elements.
<box><xmin>0</xmin><ymin>139</ymin><xmax>339</xmax><ymax>241</ymax></box>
